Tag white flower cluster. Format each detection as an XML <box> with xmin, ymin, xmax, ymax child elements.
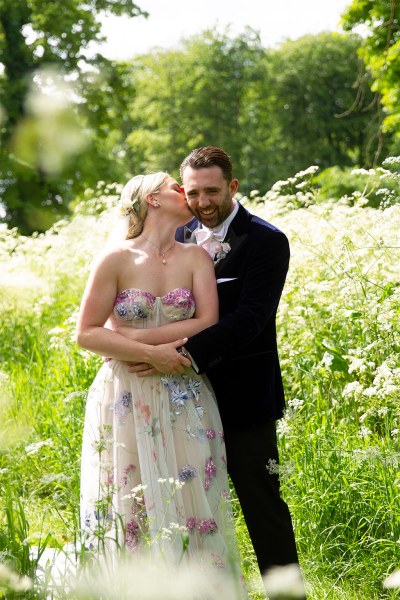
<box><xmin>117</xmin><ymin>196</ymin><xmax>139</xmax><ymax>216</ymax></box>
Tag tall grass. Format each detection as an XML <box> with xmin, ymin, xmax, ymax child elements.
<box><xmin>0</xmin><ymin>164</ymin><xmax>399</xmax><ymax>598</ymax></box>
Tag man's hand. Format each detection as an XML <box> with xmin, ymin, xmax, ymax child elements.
<box><xmin>126</xmin><ymin>339</ymin><xmax>191</xmax><ymax>377</ymax></box>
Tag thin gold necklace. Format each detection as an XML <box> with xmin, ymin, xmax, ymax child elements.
<box><xmin>142</xmin><ymin>236</ymin><xmax>175</xmax><ymax>265</ymax></box>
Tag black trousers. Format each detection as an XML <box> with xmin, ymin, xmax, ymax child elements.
<box><xmin>224</xmin><ymin>420</ymin><xmax>299</xmax><ymax>575</ymax></box>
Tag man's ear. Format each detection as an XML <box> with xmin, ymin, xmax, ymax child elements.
<box><xmin>229</xmin><ymin>178</ymin><xmax>239</xmax><ymax>196</ymax></box>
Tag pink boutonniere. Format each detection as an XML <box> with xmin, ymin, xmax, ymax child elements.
<box><xmin>214</xmin><ymin>242</ymin><xmax>231</xmax><ymax>265</ymax></box>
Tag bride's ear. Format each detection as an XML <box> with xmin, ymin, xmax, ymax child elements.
<box><xmin>146</xmin><ymin>194</ymin><xmax>161</xmax><ymax>208</ymax></box>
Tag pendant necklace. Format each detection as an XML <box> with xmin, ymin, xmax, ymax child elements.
<box><xmin>142</xmin><ymin>236</ymin><xmax>175</xmax><ymax>265</ymax></box>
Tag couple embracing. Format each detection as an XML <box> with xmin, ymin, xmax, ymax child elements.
<box><xmin>76</xmin><ymin>146</ymin><xmax>304</xmax><ymax>597</ymax></box>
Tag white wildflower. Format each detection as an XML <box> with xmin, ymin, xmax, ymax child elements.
<box><xmin>383</xmin><ymin>568</ymin><xmax>400</xmax><ymax>589</ymax></box>
<box><xmin>0</xmin><ymin>564</ymin><xmax>33</xmax><ymax>592</ymax></box>
<box><xmin>288</xmin><ymin>397</ymin><xmax>304</xmax><ymax>410</ymax></box>
<box><xmin>263</xmin><ymin>563</ymin><xmax>306</xmax><ymax>598</ymax></box>
<box><xmin>25</xmin><ymin>438</ymin><xmax>53</xmax><ymax>455</ymax></box>
<box><xmin>266</xmin><ymin>458</ymin><xmax>280</xmax><ymax>475</ymax></box>
<box><xmin>358</xmin><ymin>426</ymin><xmax>372</xmax><ymax>438</ymax></box>
<box><xmin>321</xmin><ymin>352</ymin><xmax>334</xmax><ymax>369</ymax></box>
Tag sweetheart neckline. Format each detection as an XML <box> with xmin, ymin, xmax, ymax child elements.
<box><xmin>116</xmin><ymin>286</ymin><xmax>193</xmax><ymax>300</ymax></box>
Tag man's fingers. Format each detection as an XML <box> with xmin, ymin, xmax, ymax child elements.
<box><xmin>136</xmin><ymin>367</ymin><xmax>158</xmax><ymax>377</ymax></box>
<box><xmin>127</xmin><ymin>362</ymin><xmax>151</xmax><ymax>373</ymax></box>
<box><xmin>172</xmin><ymin>337</ymin><xmax>188</xmax><ymax>348</ymax></box>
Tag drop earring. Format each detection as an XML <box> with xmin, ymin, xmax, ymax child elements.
<box><xmin>153</xmin><ymin>200</ymin><xmax>161</xmax><ymax>207</ymax></box>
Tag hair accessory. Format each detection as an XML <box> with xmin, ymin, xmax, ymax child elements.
<box><xmin>117</xmin><ymin>196</ymin><xmax>139</xmax><ymax>216</ymax></box>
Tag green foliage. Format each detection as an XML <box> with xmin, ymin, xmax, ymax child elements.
<box><xmin>125</xmin><ymin>29</ymin><xmax>385</xmax><ymax>195</ymax></box>
<box><xmin>1</xmin><ymin>168</ymin><xmax>400</xmax><ymax>597</ymax></box>
<box><xmin>315</xmin><ymin>161</ymin><xmax>400</xmax><ymax>207</ymax></box>
<box><xmin>342</xmin><ymin>0</ymin><xmax>400</xmax><ymax>141</ymax></box>
<box><xmin>127</xmin><ymin>27</ymin><xmax>268</xmax><ymax>188</ymax></box>
<box><xmin>1</xmin><ymin>4</ymin><xmax>395</xmax><ymax>234</ymax></box>
<box><xmin>0</xmin><ymin>0</ymin><xmax>144</xmax><ymax>233</ymax></box>
<box><xmin>268</xmin><ymin>33</ymin><xmax>388</xmax><ymax>177</ymax></box>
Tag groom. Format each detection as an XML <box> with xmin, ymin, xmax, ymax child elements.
<box><xmin>176</xmin><ymin>146</ymin><xmax>302</xmax><ymax>580</ymax></box>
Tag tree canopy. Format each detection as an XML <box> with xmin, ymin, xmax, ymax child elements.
<box><xmin>0</xmin><ymin>2</ymin><xmax>396</xmax><ymax>233</ymax></box>
<box><xmin>0</xmin><ymin>0</ymin><xmax>145</xmax><ymax>232</ymax></box>
<box><xmin>341</xmin><ymin>0</ymin><xmax>400</xmax><ymax>146</ymax></box>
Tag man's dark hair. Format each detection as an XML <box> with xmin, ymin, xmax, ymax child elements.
<box><xmin>180</xmin><ymin>146</ymin><xmax>233</xmax><ymax>183</ymax></box>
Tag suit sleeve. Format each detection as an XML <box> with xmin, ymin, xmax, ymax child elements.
<box><xmin>185</xmin><ymin>229</ymin><xmax>290</xmax><ymax>372</ymax></box>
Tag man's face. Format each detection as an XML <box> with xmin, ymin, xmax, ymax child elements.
<box><xmin>181</xmin><ymin>165</ymin><xmax>238</xmax><ymax>229</ymax></box>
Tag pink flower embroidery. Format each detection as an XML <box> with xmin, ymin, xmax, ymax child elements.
<box><xmin>134</xmin><ymin>397</ymin><xmax>151</xmax><ymax>424</ymax></box>
<box><xmin>212</xmin><ymin>553</ymin><xmax>225</xmax><ymax>568</ymax></box>
<box><xmin>126</xmin><ymin>518</ymin><xmax>140</xmax><ymax>550</ymax></box>
<box><xmin>204</xmin><ymin>457</ymin><xmax>217</xmax><ymax>491</ymax></box>
<box><xmin>197</xmin><ymin>518</ymin><xmax>218</xmax><ymax>534</ymax></box>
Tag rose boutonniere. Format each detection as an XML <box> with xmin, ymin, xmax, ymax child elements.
<box><xmin>214</xmin><ymin>241</ymin><xmax>231</xmax><ymax>265</ymax></box>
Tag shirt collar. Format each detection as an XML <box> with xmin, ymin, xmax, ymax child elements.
<box><xmin>199</xmin><ymin>199</ymin><xmax>239</xmax><ymax>239</ymax></box>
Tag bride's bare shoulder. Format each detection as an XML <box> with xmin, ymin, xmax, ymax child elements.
<box><xmin>177</xmin><ymin>242</ymin><xmax>213</xmax><ymax>263</ymax></box>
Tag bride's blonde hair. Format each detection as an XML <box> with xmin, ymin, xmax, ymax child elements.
<box><xmin>119</xmin><ymin>172</ymin><xmax>170</xmax><ymax>239</ymax></box>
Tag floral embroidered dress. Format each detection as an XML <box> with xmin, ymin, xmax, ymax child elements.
<box><xmin>80</xmin><ymin>287</ymin><xmax>244</xmax><ymax>588</ymax></box>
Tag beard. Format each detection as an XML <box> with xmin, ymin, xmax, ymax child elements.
<box><xmin>188</xmin><ymin>194</ymin><xmax>233</xmax><ymax>229</ymax></box>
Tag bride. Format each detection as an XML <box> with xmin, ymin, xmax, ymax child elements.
<box><xmin>75</xmin><ymin>172</ymin><xmax>245</xmax><ymax>592</ymax></box>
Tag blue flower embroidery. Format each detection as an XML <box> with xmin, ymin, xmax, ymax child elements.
<box><xmin>178</xmin><ymin>464</ymin><xmax>197</xmax><ymax>482</ymax></box>
<box><xmin>187</xmin><ymin>377</ymin><xmax>202</xmax><ymax>400</ymax></box>
<box><xmin>170</xmin><ymin>386</ymin><xmax>189</xmax><ymax>406</ymax></box>
<box><xmin>113</xmin><ymin>390</ymin><xmax>133</xmax><ymax>423</ymax></box>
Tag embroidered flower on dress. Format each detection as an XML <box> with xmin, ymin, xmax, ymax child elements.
<box><xmin>126</xmin><ymin>518</ymin><xmax>140</xmax><ymax>550</ymax></box>
<box><xmin>121</xmin><ymin>463</ymin><xmax>136</xmax><ymax>487</ymax></box>
<box><xmin>178</xmin><ymin>464</ymin><xmax>197</xmax><ymax>482</ymax></box>
<box><xmin>187</xmin><ymin>377</ymin><xmax>202</xmax><ymax>400</ymax></box>
<box><xmin>134</xmin><ymin>397</ymin><xmax>151</xmax><ymax>424</ymax></box>
<box><xmin>161</xmin><ymin>374</ymin><xmax>179</xmax><ymax>389</ymax></box>
<box><xmin>186</xmin><ymin>517</ymin><xmax>196</xmax><ymax>532</ymax></box>
<box><xmin>114</xmin><ymin>290</ymin><xmax>154</xmax><ymax>321</ymax></box>
<box><xmin>205</xmin><ymin>429</ymin><xmax>216</xmax><ymax>439</ymax></box>
<box><xmin>212</xmin><ymin>553</ymin><xmax>225</xmax><ymax>568</ymax></box>
<box><xmin>170</xmin><ymin>386</ymin><xmax>189</xmax><ymax>406</ymax></box>
<box><xmin>195</xmin><ymin>404</ymin><xmax>205</xmax><ymax>418</ymax></box>
<box><xmin>161</xmin><ymin>288</ymin><xmax>195</xmax><ymax>321</ymax></box>
<box><xmin>186</xmin><ymin>517</ymin><xmax>218</xmax><ymax>535</ymax></box>
<box><xmin>113</xmin><ymin>390</ymin><xmax>133</xmax><ymax>423</ymax></box>
<box><xmin>204</xmin><ymin>457</ymin><xmax>217</xmax><ymax>491</ymax></box>
<box><xmin>197</xmin><ymin>518</ymin><xmax>218</xmax><ymax>534</ymax></box>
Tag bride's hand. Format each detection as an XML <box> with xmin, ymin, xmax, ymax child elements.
<box><xmin>127</xmin><ymin>338</ymin><xmax>191</xmax><ymax>376</ymax></box>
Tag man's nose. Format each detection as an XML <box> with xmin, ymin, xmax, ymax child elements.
<box><xmin>197</xmin><ymin>193</ymin><xmax>210</xmax><ymax>207</ymax></box>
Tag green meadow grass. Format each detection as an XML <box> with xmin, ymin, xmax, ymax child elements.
<box><xmin>0</xmin><ymin>167</ymin><xmax>399</xmax><ymax>598</ymax></box>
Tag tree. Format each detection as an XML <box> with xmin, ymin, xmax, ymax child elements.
<box><xmin>341</xmin><ymin>0</ymin><xmax>400</xmax><ymax>153</ymax></box>
<box><xmin>0</xmin><ymin>0</ymin><xmax>146</xmax><ymax>233</ymax></box>
<box><xmin>267</xmin><ymin>32</ymin><xmax>389</xmax><ymax>180</ymax></box>
<box><xmin>126</xmin><ymin>28</ymin><xmax>270</xmax><ymax>191</ymax></box>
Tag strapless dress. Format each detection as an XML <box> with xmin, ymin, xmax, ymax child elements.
<box><xmin>80</xmin><ymin>288</ymin><xmax>244</xmax><ymax>590</ymax></box>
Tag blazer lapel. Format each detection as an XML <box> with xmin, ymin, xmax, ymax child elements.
<box><xmin>184</xmin><ymin>225</ymin><xmax>197</xmax><ymax>243</ymax></box>
<box><xmin>214</xmin><ymin>203</ymin><xmax>249</xmax><ymax>276</ymax></box>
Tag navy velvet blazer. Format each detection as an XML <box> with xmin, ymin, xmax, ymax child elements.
<box><xmin>176</xmin><ymin>202</ymin><xmax>290</xmax><ymax>429</ymax></box>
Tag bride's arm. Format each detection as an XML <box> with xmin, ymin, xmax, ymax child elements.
<box><xmin>113</xmin><ymin>247</ymin><xmax>218</xmax><ymax>345</ymax></box>
<box><xmin>75</xmin><ymin>249</ymin><xmax>190</xmax><ymax>372</ymax></box>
